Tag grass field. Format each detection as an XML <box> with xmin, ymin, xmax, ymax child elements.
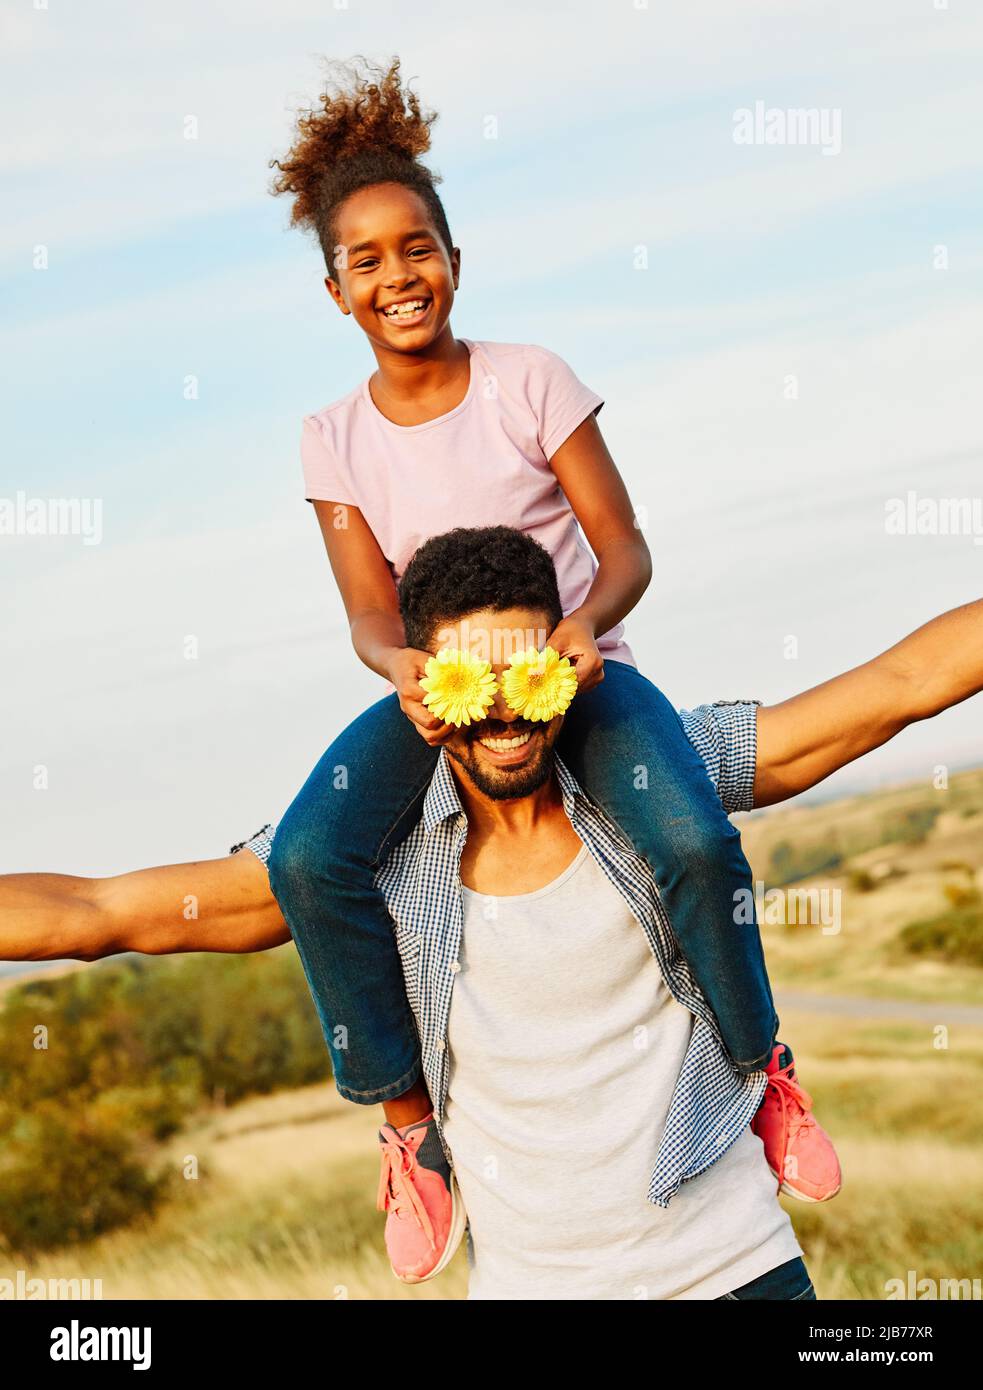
<box><xmin>738</xmin><ymin>768</ymin><xmax>983</xmax><ymax>1006</ymax></box>
<box><xmin>5</xmin><ymin>1003</ymin><xmax>980</xmax><ymax>1301</ymax></box>
<box><xmin>2</xmin><ymin>769</ymin><xmax>981</xmax><ymax>1299</ymax></box>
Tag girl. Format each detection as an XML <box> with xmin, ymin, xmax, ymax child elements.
<box><xmin>265</xmin><ymin>57</ymin><xmax>840</xmax><ymax>1282</ymax></box>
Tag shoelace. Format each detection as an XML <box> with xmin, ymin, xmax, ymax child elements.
<box><xmin>765</xmin><ymin>1068</ymin><xmax>817</xmax><ymax>1185</ymax></box>
<box><xmin>376</xmin><ymin>1130</ymin><xmax>437</xmax><ymax>1251</ymax></box>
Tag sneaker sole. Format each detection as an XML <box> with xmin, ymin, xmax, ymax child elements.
<box><xmin>395</xmin><ymin>1172</ymin><xmax>468</xmax><ymax>1284</ymax></box>
<box><xmin>770</xmin><ymin>1166</ymin><xmax>842</xmax><ymax>1203</ymax></box>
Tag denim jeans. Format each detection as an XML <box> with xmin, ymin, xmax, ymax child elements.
<box><xmin>715</xmin><ymin>1256</ymin><xmax>817</xmax><ymax>1300</ymax></box>
<box><xmin>268</xmin><ymin>659</ymin><xmax>779</xmax><ymax>1103</ymax></box>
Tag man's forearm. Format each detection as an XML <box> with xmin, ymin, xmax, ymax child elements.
<box><xmin>0</xmin><ymin>874</ymin><xmax>119</xmax><ymax>962</ymax></box>
<box><xmin>882</xmin><ymin>597</ymin><xmax>983</xmax><ymax>719</ymax></box>
<box><xmin>754</xmin><ymin>597</ymin><xmax>983</xmax><ymax>806</ymax></box>
<box><xmin>0</xmin><ymin>854</ymin><xmax>291</xmax><ymax>963</ymax></box>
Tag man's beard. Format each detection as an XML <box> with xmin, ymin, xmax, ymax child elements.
<box><xmin>446</xmin><ymin>728</ymin><xmax>556</xmax><ymax>801</ymax></box>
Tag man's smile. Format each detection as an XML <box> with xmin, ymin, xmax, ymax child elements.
<box><xmin>469</xmin><ymin>722</ymin><xmax>541</xmax><ymax>766</ymax></box>
<box><xmin>478</xmin><ymin>731</ymin><xmax>531</xmax><ymax>750</ymax></box>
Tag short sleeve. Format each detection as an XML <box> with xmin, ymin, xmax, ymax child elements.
<box><xmin>678</xmin><ymin>701</ymin><xmax>761</xmax><ymax>814</ymax></box>
<box><xmin>230</xmin><ymin>824</ymin><xmax>276</xmax><ymax>868</ymax></box>
<box><xmin>301</xmin><ymin>416</ymin><xmax>359</xmax><ymax>505</ymax></box>
<box><xmin>532</xmin><ymin>347</ymin><xmax>604</xmax><ymax>460</ymax></box>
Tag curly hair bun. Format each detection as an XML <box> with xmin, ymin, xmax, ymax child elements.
<box><xmin>269</xmin><ymin>55</ymin><xmax>451</xmax><ymax>273</ymax></box>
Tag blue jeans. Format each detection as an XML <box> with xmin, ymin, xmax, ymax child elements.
<box><xmin>715</xmin><ymin>1256</ymin><xmax>817</xmax><ymax>1300</ymax></box>
<box><xmin>268</xmin><ymin>659</ymin><xmax>779</xmax><ymax>1103</ymax></box>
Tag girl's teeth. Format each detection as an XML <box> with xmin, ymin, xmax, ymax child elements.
<box><xmin>385</xmin><ymin>300</ymin><xmax>427</xmax><ymax>318</ymax></box>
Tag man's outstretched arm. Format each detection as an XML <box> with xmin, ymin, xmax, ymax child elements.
<box><xmin>0</xmin><ymin>850</ymin><xmax>290</xmax><ymax>963</ymax></box>
<box><xmin>754</xmin><ymin>597</ymin><xmax>983</xmax><ymax>807</ymax></box>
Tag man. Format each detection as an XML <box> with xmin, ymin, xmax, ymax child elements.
<box><xmin>2</xmin><ymin>530</ymin><xmax>980</xmax><ymax>1300</ymax></box>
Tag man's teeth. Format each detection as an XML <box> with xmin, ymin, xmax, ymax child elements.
<box><xmin>478</xmin><ymin>732</ymin><xmax>532</xmax><ymax>751</ymax></box>
<box><xmin>383</xmin><ymin>299</ymin><xmax>428</xmax><ymax>318</ymax></box>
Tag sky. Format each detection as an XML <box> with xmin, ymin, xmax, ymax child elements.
<box><xmin>2</xmin><ymin>0</ymin><xmax>982</xmax><ymax>885</ymax></box>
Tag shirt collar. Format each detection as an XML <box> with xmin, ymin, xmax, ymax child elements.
<box><xmin>423</xmin><ymin>745</ymin><xmax>581</xmax><ymax>834</ymax></box>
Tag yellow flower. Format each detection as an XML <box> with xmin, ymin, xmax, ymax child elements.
<box><xmin>501</xmin><ymin>645</ymin><xmax>579</xmax><ymax>722</ymax></box>
<box><xmin>420</xmin><ymin>647</ymin><xmax>498</xmax><ymax>727</ymax></box>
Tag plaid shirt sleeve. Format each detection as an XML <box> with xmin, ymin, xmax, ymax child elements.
<box><xmin>677</xmin><ymin>700</ymin><xmax>761</xmax><ymax>814</ymax></box>
<box><xmin>229</xmin><ymin>824</ymin><xmax>275</xmax><ymax>864</ymax></box>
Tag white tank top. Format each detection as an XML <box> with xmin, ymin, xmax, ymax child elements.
<box><xmin>443</xmin><ymin>841</ymin><xmax>802</xmax><ymax>1299</ymax></box>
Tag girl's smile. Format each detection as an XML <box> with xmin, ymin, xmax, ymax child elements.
<box><xmin>378</xmin><ymin>295</ymin><xmax>433</xmax><ymax>329</ymax></box>
<box><xmin>328</xmin><ymin>183</ymin><xmax>460</xmax><ymax>357</ymax></box>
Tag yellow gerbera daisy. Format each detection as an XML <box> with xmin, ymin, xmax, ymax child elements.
<box><xmin>419</xmin><ymin>647</ymin><xmax>498</xmax><ymax>727</ymax></box>
<box><xmin>501</xmin><ymin>645</ymin><xmax>579</xmax><ymax>722</ymax></box>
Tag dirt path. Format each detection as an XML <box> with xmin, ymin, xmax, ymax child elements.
<box><xmin>775</xmin><ymin>989</ymin><xmax>983</xmax><ymax>1026</ymax></box>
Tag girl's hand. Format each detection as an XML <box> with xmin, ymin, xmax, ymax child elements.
<box><xmin>387</xmin><ymin>647</ymin><xmax>457</xmax><ymax>746</ymax></box>
<box><xmin>545</xmin><ymin>615</ymin><xmax>605</xmax><ymax>695</ymax></box>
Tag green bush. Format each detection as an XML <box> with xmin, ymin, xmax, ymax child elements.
<box><xmin>897</xmin><ymin>906</ymin><xmax>983</xmax><ymax>967</ymax></box>
<box><xmin>0</xmin><ymin>951</ymin><xmax>329</xmax><ymax>1110</ymax></box>
<box><xmin>0</xmin><ymin>948</ymin><xmax>331</xmax><ymax>1251</ymax></box>
<box><xmin>880</xmin><ymin>804</ymin><xmax>941</xmax><ymax>847</ymax></box>
<box><xmin>768</xmin><ymin>837</ymin><xmax>843</xmax><ymax>887</ymax></box>
<box><xmin>0</xmin><ymin>1104</ymin><xmax>169</xmax><ymax>1253</ymax></box>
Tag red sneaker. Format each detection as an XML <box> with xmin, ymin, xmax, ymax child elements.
<box><xmin>751</xmin><ymin>1043</ymin><xmax>842</xmax><ymax>1202</ymax></box>
<box><xmin>376</xmin><ymin>1112</ymin><xmax>467</xmax><ymax>1282</ymax></box>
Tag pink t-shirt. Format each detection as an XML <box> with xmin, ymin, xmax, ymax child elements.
<box><xmin>301</xmin><ymin>338</ymin><xmax>638</xmax><ymax>692</ymax></box>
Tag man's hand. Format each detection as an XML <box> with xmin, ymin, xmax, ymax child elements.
<box><xmin>387</xmin><ymin>646</ymin><xmax>456</xmax><ymax>746</ymax></box>
<box><xmin>754</xmin><ymin>597</ymin><xmax>983</xmax><ymax>806</ymax></box>
<box><xmin>545</xmin><ymin>614</ymin><xmax>605</xmax><ymax>695</ymax></box>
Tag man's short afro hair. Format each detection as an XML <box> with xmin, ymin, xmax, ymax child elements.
<box><xmin>397</xmin><ymin>526</ymin><xmax>564</xmax><ymax>651</ymax></box>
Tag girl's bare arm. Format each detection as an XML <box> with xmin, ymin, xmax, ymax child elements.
<box><xmin>311</xmin><ymin>499</ymin><xmax>409</xmax><ymax>680</ymax></box>
<box><xmin>311</xmin><ymin>498</ymin><xmax>453</xmax><ymax>743</ymax></box>
<box><xmin>547</xmin><ymin>413</ymin><xmax>653</xmax><ymax>638</ymax></box>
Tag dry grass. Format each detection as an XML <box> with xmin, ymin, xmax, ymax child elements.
<box><xmin>3</xmin><ymin>1008</ymin><xmax>980</xmax><ymax>1301</ymax></box>
<box><xmin>739</xmin><ymin>769</ymin><xmax>983</xmax><ymax>1006</ymax></box>
<box><xmin>2</xmin><ymin>1083</ymin><xmax>467</xmax><ymax>1300</ymax></box>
